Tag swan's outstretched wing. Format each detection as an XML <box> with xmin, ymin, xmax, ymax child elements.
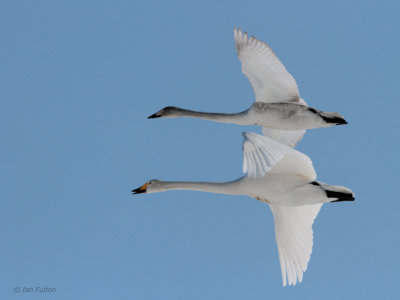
<box><xmin>242</xmin><ymin>132</ymin><xmax>295</xmax><ymax>178</ymax></box>
<box><xmin>234</xmin><ymin>28</ymin><xmax>300</xmax><ymax>103</ymax></box>
<box><xmin>269</xmin><ymin>204</ymin><xmax>322</xmax><ymax>286</ymax></box>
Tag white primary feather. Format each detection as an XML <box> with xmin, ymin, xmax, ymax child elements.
<box><xmin>242</xmin><ymin>132</ymin><xmax>295</xmax><ymax>178</ymax></box>
<box><xmin>269</xmin><ymin>204</ymin><xmax>322</xmax><ymax>286</ymax></box>
<box><xmin>242</xmin><ymin>132</ymin><xmax>316</xmax><ymax>180</ymax></box>
<box><xmin>234</xmin><ymin>27</ymin><xmax>300</xmax><ymax>103</ymax></box>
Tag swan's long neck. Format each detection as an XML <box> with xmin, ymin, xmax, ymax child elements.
<box><xmin>168</xmin><ymin>107</ymin><xmax>250</xmax><ymax>125</ymax></box>
<box><xmin>157</xmin><ymin>178</ymin><xmax>245</xmax><ymax>195</ymax></box>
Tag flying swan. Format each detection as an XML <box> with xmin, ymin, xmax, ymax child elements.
<box><xmin>148</xmin><ymin>28</ymin><xmax>347</xmax><ymax>148</ymax></box>
<box><xmin>132</xmin><ymin>132</ymin><xmax>354</xmax><ymax>286</ymax></box>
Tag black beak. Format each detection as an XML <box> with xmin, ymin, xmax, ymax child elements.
<box><xmin>148</xmin><ymin>107</ymin><xmax>169</xmax><ymax>119</ymax></box>
<box><xmin>147</xmin><ymin>112</ymin><xmax>161</xmax><ymax>119</ymax></box>
<box><xmin>131</xmin><ymin>187</ymin><xmax>146</xmax><ymax>194</ymax></box>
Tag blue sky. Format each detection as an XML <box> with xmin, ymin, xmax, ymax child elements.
<box><xmin>1</xmin><ymin>0</ymin><xmax>399</xmax><ymax>298</ymax></box>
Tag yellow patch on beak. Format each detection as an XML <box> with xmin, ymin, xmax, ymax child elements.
<box><xmin>139</xmin><ymin>182</ymin><xmax>149</xmax><ymax>192</ymax></box>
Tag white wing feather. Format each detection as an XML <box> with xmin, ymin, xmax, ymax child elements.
<box><xmin>269</xmin><ymin>151</ymin><xmax>316</xmax><ymax>180</ymax></box>
<box><xmin>269</xmin><ymin>204</ymin><xmax>322</xmax><ymax>286</ymax></box>
<box><xmin>243</xmin><ymin>131</ymin><xmax>316</xmax><ymax>179</ymax></box>
<box><xmin>262</xmin><ymin>128</ymin><xmax>305</xmax><ymax>148</ymax></box>
<box><xmin>234</xmin><ymin>28</ymin><xmax>300</xmax><ymax>103</ymax></box>
<box><xmin>242</xmin><ymin>132</ymin><xmax>295</xmax><ymax>178</ymax></box>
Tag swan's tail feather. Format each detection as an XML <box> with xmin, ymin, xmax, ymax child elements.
<box><xmin>318</xmin><ymin>111</ymin><xmax>348</xmax><ymax>125</ymax></box>
<box><xmin>328</xmin><ymin>191</ymin><xmax>355</xmax><ymax>202</ymax></box>
<box><xmin>312</xmin><ymin>181</ymin><xmax>355</xmax><ymax>202</ymax></box>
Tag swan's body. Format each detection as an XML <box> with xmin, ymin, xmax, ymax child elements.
<box><xmin>133</xmin><ymin>132</ymin><xmax>354</xmax><ymax>286</ymax></box>
<box><xmin>154</xmin><ymin>102</ymin><xmax>338</xmax><ymax>130</ymax></box>
<box><xmin>149</xmin><ymin>28</ymin><xmax>347</xmax><ymax>146</ymax></box>
<box><xmin>136</xmin><ymin>175</ymin><xmax>349</xmax><ymax>208</ymax></box>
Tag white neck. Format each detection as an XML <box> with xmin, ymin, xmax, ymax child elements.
<box><xmin>157</xmin><ymin>178</ymin><xmax>245</xmax><ymax>195</ymax></box>
<box><xmin>167</xmin><ymin>107</ymin><xmax>251</xmax><ymax>125</ymax></box>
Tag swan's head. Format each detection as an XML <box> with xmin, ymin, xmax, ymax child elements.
<box><xmin>131</xmin><ymin>179</ymin><xmax>164</xmax><ymax>194</ymax></box>
<box><xmin>148</xmin><ymin>106</ymin><xmax>179</xmax><ymax>119</ymax></box>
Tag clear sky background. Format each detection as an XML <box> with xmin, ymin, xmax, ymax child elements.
<box><xmin>1</xmin><ymin>0</ymin><xmax>399</xmax><ymax>299</ymax></box>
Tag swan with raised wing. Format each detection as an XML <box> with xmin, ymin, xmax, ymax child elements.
<box><xmin>148</xmin><ymin>28</ymin><xmax>347</xmax><ymax>148</ymax></box>
<box><xmin>132</xmin><ymin>132</ymin><xmax>354</xmax><ymax>286</ymax></box>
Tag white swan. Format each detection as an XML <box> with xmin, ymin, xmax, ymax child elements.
<box><xmin>132</xmin><ymin>132</ymin><xmax>354</xmax><ymax>286</ymax></box>
<box><xmin>148</xmin><ymin>28</ymin><xmax>347</xmax><ymax>148</ymax></box>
